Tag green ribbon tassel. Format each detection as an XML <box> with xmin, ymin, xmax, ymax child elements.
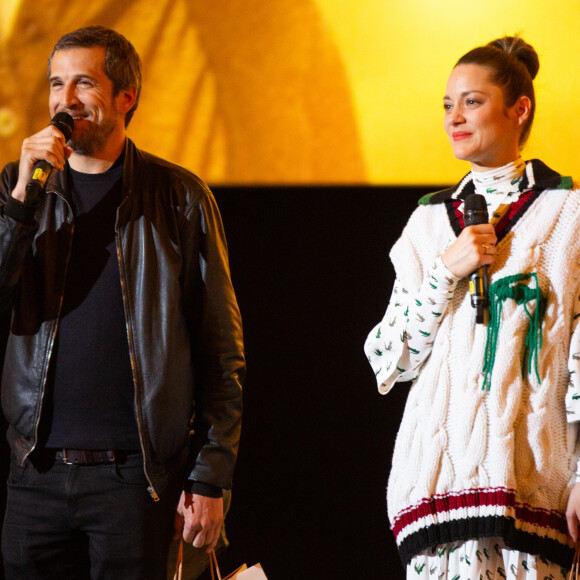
<box><xmin>482</xmin><ymin>273</ymin><xmax>546</xmax><ymax>391</ymax></box>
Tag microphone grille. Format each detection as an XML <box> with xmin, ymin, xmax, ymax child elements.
<box><xmin>50</xmin><ymin>112</ymin><xmax>74</xmax><ymax>141</ymax></box>
<box><xmin>464</xmin><ymin>193</ymin><xmax>489</xmax><ymax>226</ymax></box>
<box><xmin>464</xmin><ymin>193</ymin><xmax>487</xmax><ymax>212</ymax></box>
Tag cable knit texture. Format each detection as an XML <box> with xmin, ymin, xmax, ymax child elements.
<box><xmin>365</xmin><ymin>160</ymin><xmax>580</xmax><ymax>568</ymax></box>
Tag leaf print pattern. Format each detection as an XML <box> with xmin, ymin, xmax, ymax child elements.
<box><xmin>363</xmin><ymin>257</ymin><xmax>459</xmax><ymax>393</ymax></box>
<box><xmin>565</xmin><ymin>283</ymin><xmax>580</xmax><ymax>427</ymax></box>
<box><xmin>407</xmin><ymin>538</ymin><xmax>568</xmax><ymax>579</ymax></box>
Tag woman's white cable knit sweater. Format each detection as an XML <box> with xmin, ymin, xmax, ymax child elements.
<box><xmin>365</xmin><ymin>159</ymin><xmax>580</xmax><ymax>568</ymax></box>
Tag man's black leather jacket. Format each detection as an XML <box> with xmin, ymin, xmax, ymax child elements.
<box><xmin>0</xmin><ymin>139</ymin><xmax>245</xmax><ymax>498</ymax></box>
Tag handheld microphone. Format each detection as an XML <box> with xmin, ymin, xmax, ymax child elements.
<box><xmin>25</xmin><ymin>112</ymin><xmax>74</xmax><ymax>206</ymax></box>
<box><xmin>464</xmin><ymin>193</ymin><xmax>489</xmax><ymax>324</ymax></box>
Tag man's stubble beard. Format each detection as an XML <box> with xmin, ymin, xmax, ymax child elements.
<box><xmin>68</xmin><ymin>117</ymin><xmax>119</xmax><ymax>156</ymax></box>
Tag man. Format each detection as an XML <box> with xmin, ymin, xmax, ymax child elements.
<box><xmin>0</xmin><ymin>26</ymin><xmax>244</xmax><ymax>579</ymax></box>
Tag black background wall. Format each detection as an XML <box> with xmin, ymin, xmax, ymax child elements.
<box><xmin>0</xmin><ymin>184</ymin><xmax>442</xmax><ymax>580</ymax></box>
<box><xmin>205</xmin><ymin>185</ymin><xmax>435</xmax><ymax>579</ymax></box>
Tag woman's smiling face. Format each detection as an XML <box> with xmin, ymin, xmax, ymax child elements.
<box><xmin>443</xmin><ymin>63</ymin><xmax>529</xmax><ymax>172</ymax></box>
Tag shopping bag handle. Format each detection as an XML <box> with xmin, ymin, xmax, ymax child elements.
<box><xmin>570</xmin><ymin>544</ymin><xmax>580</xmax><ymax>580</ymax></box>
<box><xmin>172</xmin><ymin>539</ymin><xmax>183</xmax><ymax>580</ymax></box>
<box><xmin>210</xmin><ymin>549</ymin><xmax>223</xmax><ymax>580</ymax></box>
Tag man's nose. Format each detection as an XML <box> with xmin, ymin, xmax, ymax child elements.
<box><xmin>60</xmin><ymin>84</ymin><xmax>80</xmax><ymax>108</ymax></box>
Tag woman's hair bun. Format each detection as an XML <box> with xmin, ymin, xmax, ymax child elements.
<box><xmin>487</xmin><ymin>36</ymin><xmax>540</xmax><ymax>81</ymax></box>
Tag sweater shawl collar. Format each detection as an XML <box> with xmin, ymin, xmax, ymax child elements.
<box><xmin>417</xmin><ymin>159</ymin><xmax>573</xmax><ymax>240</ymax></box>
<box><xmin>418</xmin><ymin>159</ymin><xmax>572</xmax><ymax>206</ymax></box>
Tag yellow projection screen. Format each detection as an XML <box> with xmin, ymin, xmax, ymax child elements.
<box><xmin>1</xmin><ymin>0</ymin><xmax>579</xmax><ymax>185</ymax></box>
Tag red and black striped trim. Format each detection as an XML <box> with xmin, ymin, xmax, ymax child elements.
<box><xmin>448</xmin><ymin>189</ymin><xmax>541</xmax><ymax>241</ymax></box>
<box><xmin>392</xmin><ymin>487</ymin><xmax>574</xmax><ymax>568</ymax></box>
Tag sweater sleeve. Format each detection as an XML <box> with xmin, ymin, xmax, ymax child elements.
<box><xmin>565</xmin><ymin>281</ymin><xmax>580</xmax><ymax>423</ymax></box>
<box><xmin>565</xmin><ymin>281</ymin><xmax>580</xmax><ymax>482</ymax></box>
<box><xmin>364</xmin><ymin>256</ymin><xmax>459</xmax><ymax>394</ymax></box>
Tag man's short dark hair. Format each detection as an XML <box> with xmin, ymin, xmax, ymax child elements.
<box><xmin>48</xmin><ymin>26</ymin><xmax>142</xmax><ymax>127</ymax></box>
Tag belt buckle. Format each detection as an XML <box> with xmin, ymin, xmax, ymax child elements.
<box><xmin>63</xmin><ymin>449</ymin><xmax>117</xmax><ymax>464</ymax></box>
<box><xmin>62</xmin><ymin>448</ymin><xmax>72</xmax><ymax>465</ymax></box>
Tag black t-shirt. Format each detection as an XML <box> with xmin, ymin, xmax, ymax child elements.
<box><xmin>42</xmin><ymin>160</ymin><xmax>140</xmax><ymax>450</ymax></box>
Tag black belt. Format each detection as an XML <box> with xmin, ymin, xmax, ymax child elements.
<box><xmin>54</xmin><ymin>449</ymin><xmax>119</xmax><ymax>465</ymax></box>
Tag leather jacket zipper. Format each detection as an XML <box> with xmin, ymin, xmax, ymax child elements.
<box><xmin>115</xmin><ymin>201</ymin><xmax>159</xmax><ymax>502</ymax></box>
<box><xmin>27</xmin><ymin>191</ymin><xmax>75</xmax><ymax>463</ymax></box>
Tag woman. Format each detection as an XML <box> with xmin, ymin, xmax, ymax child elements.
<box><xmin>365</xmin><ymin>36</ymin><xmax>580</xmax><ymax>579</ymax></box>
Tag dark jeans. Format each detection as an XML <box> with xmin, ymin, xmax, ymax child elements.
<box><xmin>2</xmin><ymin>451</ymin><xmax>181</xmax><ymax>580</ymax></box>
